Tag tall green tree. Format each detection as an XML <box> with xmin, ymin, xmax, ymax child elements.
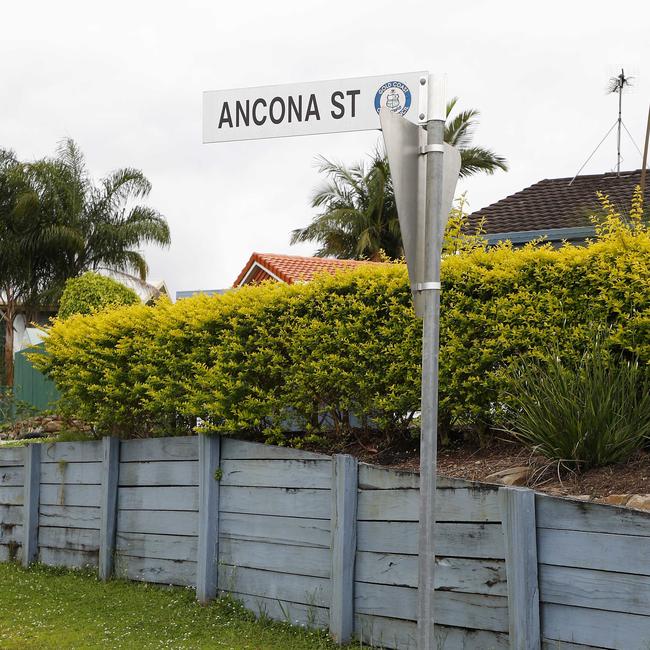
<box><xmin>0</xmin><ymin>140</ymin><xmax>170</xmax><ymax>387</ymax></box>
<box><xmin>0</xmin><ymin>150</ymin><xmax>42</xmax><ymax>387</ymax></box>
<box><xmin>291</xmin><ymin>98</ymin><xmax>507</xmax><ymax>260</ymax></box>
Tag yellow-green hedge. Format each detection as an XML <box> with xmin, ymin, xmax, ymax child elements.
<box><xmin>37</xmin><ymin>229</ymin><xmax>650</xmax><ymax>442</ymax></box>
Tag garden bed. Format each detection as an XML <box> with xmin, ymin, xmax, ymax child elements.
<box><xmin>338</xmin><ymin>436</ymin><xmax>650</xmax><ymax>507</ymax></box>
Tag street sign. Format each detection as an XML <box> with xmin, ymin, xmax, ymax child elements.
<box><xmin>379</xmin><ymin>109</ymin><xmax>461</xmax><ymax>317</ymax></box>
<box><xmin>203</xmin><ymin>72</ymin><xmax>452</xmax><ymax>649</ymax></box>
<box><xmin>203</xmin><ymin>72</ymin><xmax>429</xmax><ymax>143</ymax></box>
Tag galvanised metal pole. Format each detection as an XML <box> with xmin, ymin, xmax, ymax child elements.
<box><xmin>417</xmin><ymin>75</ymin><xmax>446</xmax><ymax>650</ymax></box>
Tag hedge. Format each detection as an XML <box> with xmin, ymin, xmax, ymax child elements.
<box><xmin>58</xmin><ymin>272</ymin><xmax>140</xmax><ymax>320</ymax></box>
<box><xmin>36</xmin><ymin>227</ymin><xmax>650</xmax><ymax>443</ymax></box>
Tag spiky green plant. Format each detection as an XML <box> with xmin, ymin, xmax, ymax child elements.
<box><xmin>502</xmin><ymin>340</ymin><xmax>650</xmax><ymax>470</ymax></box>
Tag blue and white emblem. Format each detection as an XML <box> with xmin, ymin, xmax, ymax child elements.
<box><xmin>374</xmin><ymin>81</ymin><xmax>412</xmax><ymax>116</ymax></box>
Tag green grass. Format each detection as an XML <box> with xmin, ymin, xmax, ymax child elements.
<box><xmin>0</xmin><ymin>563</ymin><xmax>359</xmax><ymax>649</ymax></box>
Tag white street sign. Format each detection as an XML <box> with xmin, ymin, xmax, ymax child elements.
<box><xmin>203</xmin><ymin>72</ymin><xmax>429</xmax><ymax>143</ymax></box>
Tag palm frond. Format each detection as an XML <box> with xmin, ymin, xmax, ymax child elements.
<box><xmin>459</xmin><ymin>146</ymin><xmax>509</xmax><ymax>178</ymax></box>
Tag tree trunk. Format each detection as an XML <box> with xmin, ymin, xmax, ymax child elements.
<box><xmin>3</xmin><ymin>311</ymin><xmax>14</xmax><ymax>388</ymax></box>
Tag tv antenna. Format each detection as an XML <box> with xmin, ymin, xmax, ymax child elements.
<box><xmin>607</xmin><ymin>68</ymin><xmax>634</xmax><ymax>176</ymax></box>
<box><xmin>569</xmin><ymin>68</ymin><xmax>642</xmax><ymax>184</ymax></box>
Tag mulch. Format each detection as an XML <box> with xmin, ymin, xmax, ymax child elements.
<box><xmin>336</xmin><ymin>435</ymin><xmax>650</xmax><ymax>501</ymax></box>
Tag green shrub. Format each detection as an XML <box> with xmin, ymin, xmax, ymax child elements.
<box><xmin>58</xmin><ymin>272</ymin><xmax>140</xmax><ymax>320</ymax></box>
<box><xmin>35</xmin><ymin>226</ymin><xmax>650</xmax><ymax>444</ymax></box>
<box><xmin>501</xmin><ymin>339</ymin><xmax>650</xmax><ymax>469</ymax></box>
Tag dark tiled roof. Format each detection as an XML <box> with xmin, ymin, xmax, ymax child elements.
<box><xmin>467</xmin><ymin>169</ymin><xmax>648</xmax><ymax>236</ymax></box>
<box><xmin>234</xmin><ymin>252</ymin><xmax>384</xmax><ymax>287</ymax></box>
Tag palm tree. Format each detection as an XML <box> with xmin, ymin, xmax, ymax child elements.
<box><xmin>0</xmin><ymin>149</ymin><xmax>36</xmax><ymax>387</ymax></box>
<box><xmin>444</xmin><ymin>98</ymin><xmax>507</xmax><ymax>178</ymax></box>
<box><xmin>32</xmin><ymin>139</ymin><xmax>171</xmax><ymax>291</ymax></box>
<box><xmin>291</xmin><ymin>98</ymin><xmax>507</xmax><ymax>259</ymax></box>
<box><xmin>291</xmin><ymin>151</ymin><xmax>399</xmax><ymax>261</ymax></box>
<box><xmin>0</xmin><ymin>139</ymin><xmax>170</xmax><ymax>386</ymax></box>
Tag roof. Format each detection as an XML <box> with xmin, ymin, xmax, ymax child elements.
<box><xmin>467</xmin><ymin>169</ymin><xmax>649</xmax><ymax>243</ymax></box>
<box><xmin>99</xmin><ymin>271</ymin><xmax>169</xmax><ymax>305</ymax></box>
<box><xmin>234</xmin><ymin>252</ymin><xmax>381</xmax><ymax>287</ymax></box>
<box><xmin>175</xmin><ymin>289</ymin><xmax>227</xmax><ymax>301</ymax></box>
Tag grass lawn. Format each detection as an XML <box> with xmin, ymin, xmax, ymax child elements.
<box><xmin>0</xmin><ymin>563</ymin><xmax>358</xmax><ymax>649</ymax></box>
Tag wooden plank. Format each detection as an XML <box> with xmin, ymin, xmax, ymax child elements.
<box><xmin>39</xmin><ymin>505</ymin><xmax>100</xmax><ymax>530</ymax></box>
<box><xmin>536</xmin><ymin>493</ymin><xmax>650</xmax><ymax>537</ymax></box>
<box><xmin>220</xmin><ymin>513</ymin><xmax>330</xmax><ymax>548</ymax></box>
<box><xmin>38</xmin><ymin>526</ymin><xmax>99</xmax><ymax>551</ymax></box>
<box><xmin>22</xmin><ymin>444</ymin><xmax>40</xmax><ymax>566</ymax></box>
<box><xmin>39</xmin><ymin>546</ymin><xmax>98</xmax><ymax>569</ymax></box>
<box><xmin>358</xmin><ymin>464</ymin><xmax>496</xmax><ymax>491</ymax></box>
<box><xmin>355</xmin><ymin>553</ymin><xmax>507</xmax><ymax>595</ymax></box>
<box><xmin>119</xmin><ymin>436</ymin><xmax>199</xmax><ymax>463</ymax></box>
<box><xmin>99</xmin><ymin>437</ymin><xmax>120</xmax><ymax>580</ymax></box>
<box><xmin>116</xmin><ymin>532</ymin><xmax>198</xmax><ymax>562</ymax></box>
<box><xmin>499</xmin><ymin>487</ymin><xmax>540</xmax><ymax>649</ymax></box>
<box><xmin>538</xmin><ymin>528</ymin><xmax>650</xmax><ymax>575</ymax></box>
<box><xmin>40</xmin><ymin>441</ymin><xmax>102</xmax><ymax>463</ymax></box>
<box><xmin>330</xmin><ymin>454</ymin><xmax>357</xmax><ymax>643</ymax></box>
<box><xmin>228</xmin><ymin>591</ymin><xmax>329</xmax><ymax>629</ymax></box>
<box><xmin>542</xmin><ymin>641</ymin><xmax>608</xmax><ymax>650</ymax></box>
<box><xmin>0</xmin><ymin>486</ymin><xmax>23</xmax><ymax>506</ymax></box>
<box><xmin>354</xmin><ymin>616</ymin><xmax>510</xmax><ymax>650</ymax></box>
<box><xmin>542</xmin><ymin>602</ymin><xmax>650</xmax><ymax>649</ymax></box>
<box><xmin>118</xmin><ymin>460</ymin><xmax>198</xmax><ymax>487</ymax></box>
<box><xmin>118</xmin><ymin>486</ymin><xmax>198</xmax><ymax>511</ymax></box>
<box><xmin>219</xmin><ymin>537</ymin><xmax>330</xmax><ymax>578</ymax></box>
<box><xmin>220</xmin><ymin>458</ymin><xmax>331</xmax><ymax>489</ymax></box>
<box><xmin>0</xmin><ymin>523</ymin><xmax>23</xmax><ymax>544</ymax></box>
<box><xmin>221</xmin><ymin>438</ymin><xmax>327</xmax><ymax>461</ymax></box>
<box><xmin>219</xmin><ymin>565</ymin><xmax>330</xmax><ymax>608</ymax></box>
<box><xmin>355</xmin><ymin>583</ymin><xmax>509</xmax><ymax>632</ymax></box>
<box><xmin>357</xmin><ymin>487</ymin><xmax>501</xmax><ymax>522</ymax></box>
<box><xmin>540</xmin><ymin>564</ymin><xmax>650</xmax><ymax>617</ymax></box>
<box><xmin>40</xmin><ymin>484</ymin><xmax>101</xmax><ymax>507</ymax></box>
<box><xmin>358</xmin><ymin>464</ymin><xmax>419</xmax><ymax>490</ymax></box>
<box><xmin>357</xmin><ymin>521</ymin><xmax>505</xmax><ymax>558</ymax></box>
<box><xmin>220</xmin><ymin>485</ymin><xmax>330</xmax><ymax>519</ymax></box>
<box><xmin>117</xmin><ymin>509</ymin><xmax>198</xmax><ymax>536</ymax></box>
<box><xmin>0</xmin><ymin>467</ymin><xmax>24</xmax><ymax>487</ymax></box>
<box><xmin>0</xmin><ymin>447</ymin><xmax>26</xmax><ymax>464</ymax></box>
<box><xmin>196</xmin><ymin>435</ymin><xmax>220</xmax><ymax>603</ymax></box>
<box><xmin>40</xmin><ymin>462</ymin><xmax>103</xmax><ymax>485</ymax></box>
<box><xmin>114</xmin><ymin>555</ymin><xmax>196</xmax><ymax>586</ymax></box>
<box><xmin>0</xmin><ymin>504</ymin><xmax>24</xmax><ymax>525</ymax></box>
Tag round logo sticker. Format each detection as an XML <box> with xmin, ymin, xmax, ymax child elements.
<box><xmin>374</xmin><ymin>81</ymin><xmax>412</xmax><ymax>116</ymax></box>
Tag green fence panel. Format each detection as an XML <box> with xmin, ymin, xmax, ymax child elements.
<box><xmin>14</xmin><ymin>344</ymin><xmax>60</xmax><ymax>412</ymax></box>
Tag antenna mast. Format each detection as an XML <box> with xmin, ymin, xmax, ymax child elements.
<box><xmin>608</xmin><ymin>68</ymin><xmax>633</xmax><ymax>176</ymax></box>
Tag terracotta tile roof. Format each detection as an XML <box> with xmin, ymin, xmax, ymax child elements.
<box><xmin>234</xmin><ymin>252</ymin><xmax>382</xmax><ymax>287</ymax></box>
<box><xmin>467</xmin><ymin>169</ymin><xmax>648</xmax><ymax>236</ymax></box>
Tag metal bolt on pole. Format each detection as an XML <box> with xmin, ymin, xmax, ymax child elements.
<box><xmin>417</xmin><ymin>75</ymin><xmax>446</xmax><ymax>650</ymax></box>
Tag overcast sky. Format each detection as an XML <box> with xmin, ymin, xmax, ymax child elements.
<box><xmin>1</xmin><ymin>0</ymin><xmax>648</xmax><ymax>295</ymax></box>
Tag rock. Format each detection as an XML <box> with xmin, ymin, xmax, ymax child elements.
<box><xmin>601</xmin><ymin>494</ymin><xmax>631</xmax><ymax>506</ymax></box>
<box><xmin>626</xmin><ymin>495</ymin><xmax>650</xmax><ymax>511</ymax></box>
<box><xmin>572</xmin><ymin>495</ymin><xmax>592</xmax><ymax>501</ymax></box>
<box><xmin>485</xmin><ymin>466</ymin><xmax>533</xmax><ymax>486</ymax></box>
<box><xmin>43</xmin><ymin>420</ymin><xmax>64</xmax><ymax>433</ymax></box>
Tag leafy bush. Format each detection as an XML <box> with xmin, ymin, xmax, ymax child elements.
<box><xmin>0</xmin><ymin>387</ymin><xmax>38</xmax><ymax>428</ymax></box>
<box><xmin>35</xmin><ymin>224</ymin><xmax>650</xmax><ymax>444</ymax></box>
<box><xmin>501</xmin><ymin>339</ymin><xmax>650</xmax><ymax>469</ymax></box>
<box><xmin>58</xmin><ymin>272</ymin><xmax>139</xmax><ymax>320</ymax></box>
